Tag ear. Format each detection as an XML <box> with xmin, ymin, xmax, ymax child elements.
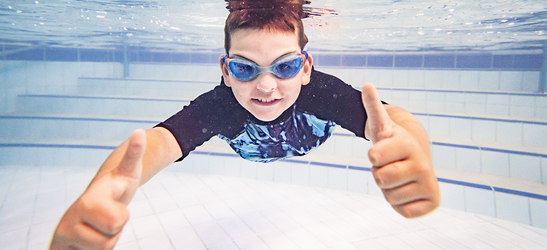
<box><xmin>219</xmin><ymin>55</ymin><xmax>232</xmax><ymax>87</ymax></box>
<box><xmin>300</xmin><ymin>53</ymin><xmax>313</xmax><ymax>86</ymax></box>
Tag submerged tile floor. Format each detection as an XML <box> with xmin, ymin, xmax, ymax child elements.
<box><xmin>1</xmin><ymin>166</ymin><xmax>547</xmax><ymax>250</ymax></box>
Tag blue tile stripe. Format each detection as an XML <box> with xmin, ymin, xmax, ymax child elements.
<box><xmin>0</xmin><ymin>143</ymin><xmax>116</xmax><ymax>150</ymax></box>
<box><xmin>431</xmin><ymin>141</ymin><xmax>547</xmax><ymax>158</ymax></box>
<box><xmin>3</xmin><ymin>44</ymin><xmax>542</xmax><ymax>70</ymax></box>
<box><xmin>78</xmin><ymin>77</ymin><xmax>218</xmax><ymax>84</ymax></box>
<box><xmin>0</xmin><ymin>115</ymin><xmax>160</xmax><ymax>124</ymax></box>
<box><xmin>375</xmin><ymin>87</ymin><xmax>547</xmax><ymax>97</ymax></box>
<box><xmin>1</xmin><ymin>143</ymin><xmax>545</xmax><ymax>200</ymax></box>
<box><xmin>437</xmin><ymin>177</ymin><xmax>547</xmax><ymax>201</ymax></box>
<box><xmin>18</xmin><ymin>94</ymin><xmax>192</xmax><ymax>103</ymax></box>
<box><xmin>412</xmin><ymin>112</ymin><xmax>547</xmax><ymax>126</ymax></box>
<box><xmin>1</xmin><ymin>115</ymin><xmax>545</xmax><ymax>157</ymax></box>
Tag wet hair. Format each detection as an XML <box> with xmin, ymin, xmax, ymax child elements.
<box><xmin>224</xmin><ymin>0</ymin><xmax>310</xmax><ymax>55</ymax></box>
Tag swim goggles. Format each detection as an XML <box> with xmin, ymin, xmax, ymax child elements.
<box><xmin>222</xmin><ymin>51</ymin><xmax>309</xmax><ymax>82</ymax></box>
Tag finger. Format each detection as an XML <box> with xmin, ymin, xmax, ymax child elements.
<box><xmin>114</xmin><ymin>129</ymin><xmax>146</xmax><ymax>180</ymax></box>
<box><xmin>362</xmin><ymin>83</ymin><xmax>394</xmax><ymax>143</ymax></box>
<box><xmin>71</xmin><ymin>222</ymin><xmax>122</xmax><ymax>250</ymax></box>
<box><xmin>367</xmin><ymin>130</ymin><xmax>413</xmax><ymax>167</ymax></box>
<box><xmin>372</xmin><ymin>160</ymin><xmax>417</xmax><ymax>190</ymax></box>
<box><xmin>392</xmin><ymin>199</ymin><xmax>439</xmax><ymax>219</ymax></box>
<box><xmin>381</xmin><ymin>181</ymin><xmax>430</xmax><ymax>207</ymax></box>
<box><xmin>79</xmin><ymin>198</ymin><xmax>130</xmax><ymax>238</ymax></box>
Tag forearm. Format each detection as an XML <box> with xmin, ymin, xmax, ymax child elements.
<box><xmin>92</xmin><ymin>127</ymin><xmax>182</xmax><ymax>186</ymax></box>
<box><xmin>384</xmin><ymin>105</ymin><xmax>432</xmax><ymax>160</ymax></box>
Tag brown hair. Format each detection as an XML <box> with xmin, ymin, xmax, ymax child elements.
<box><xmin>224</xmin><ymin>0</ymin><xmax>309</xmax><ymax>55</ymax></box>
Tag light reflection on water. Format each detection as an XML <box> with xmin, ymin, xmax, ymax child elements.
<box><xmin>0</xmin><ymin>0</ymin><xmax>546</xmax><ymax>51</ymax></box>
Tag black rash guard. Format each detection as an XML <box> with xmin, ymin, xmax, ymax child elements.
<box><xmin>156</xmin><ymin>68</ymin><xmax>368</xmax><ymax>162</ymax></box>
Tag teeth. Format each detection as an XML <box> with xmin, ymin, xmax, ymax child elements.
<box><xmin>258</xmin><ymin>99</ymin><xmax>276</xmax><ymax>103</ymax></box>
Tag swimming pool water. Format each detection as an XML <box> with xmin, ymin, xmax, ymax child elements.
<box><xmin>0</xmin><ymin>0</ymin><xmax>546</xmax><ymax>52</ymax></box>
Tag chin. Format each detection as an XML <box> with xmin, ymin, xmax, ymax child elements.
<box><xmin>253</xmin><ymin>112</ymin><xmax>282</xmax><ymax>122</ymax></box>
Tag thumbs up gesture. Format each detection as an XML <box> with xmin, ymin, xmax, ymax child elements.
<box><xmin>50</xmin><ymin>129</ymin><xmax>147</xmax><ymax>250</ymax></box>
<box><xmin>362</xmin><ymin>83</ymin><xmax>440</xmax><ymax>218</ymax></box>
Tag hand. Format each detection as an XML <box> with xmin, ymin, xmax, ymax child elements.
<box><xmin>362</xmin><ymin>83</ymin><xmax>440</xmax><ymax>218</ymax></box>
<box><xmin>50</xmin><ymin>129</ymin><xmax>146</xmax><ymax>250</ymax></box>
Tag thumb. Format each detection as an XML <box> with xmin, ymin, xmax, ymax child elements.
<box><xmin>362</xmin><ymin>83</ymin><xmax>394</xmax><ymax>144</ymax></box>
<box><xmin>111</xmin><ymin>129</ymin><xmax>146</xmax><ymax>205</ymax></box>
<box><xmin>115</xmin><ymin>129</ymin><xmax>146</xmax><ymax>179</ymax></box>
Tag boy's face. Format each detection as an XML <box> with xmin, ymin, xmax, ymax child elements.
<box><xmin>220</xmin><ymin>28</ymin><xmax>313</xmax><ymax>122</ymax></box>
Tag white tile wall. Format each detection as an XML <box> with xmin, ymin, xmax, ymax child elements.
<box><xmin>530</xmin><ymin>198</ymin><xmax>547</xmax><ymax>228</ymax></box>
<box><xmin>255</xmin><ymin>163</ymin><xmax>274</xmax><ymax>182</ymax></box>
<box><xmin>334</xmin><ymin>135</ymin><xmax>353</xmax><ymax>157</ymax></box>
<box><xmin>510</xmin><ymin>95</ymin><xmax>535</xmax><ymax>117</ymax></box>
<box><xmin>366</xmin><ymin>171</ymin><xmax>383</xmax><ymax>198</ymax></box>
<box><xmin>391</xmin><ymin>90</ymin><xmax>409</xmax><ymax>108</ymax></box>
<box><xmin>377</xmin><ymin>69</ymin><xmax>394</xmax><ymax>88</ymax></box>
<box><xmin>362</xmin><ymin>69</ymin><xmax>379</xmax><ymax>86</ymax></box>
<box><xmin>273</xmin><ymin>162</ymin><xmax>292</xmax><ymax>184</ymax></box>
<box><xmin>408</xmin><ymin>91</ymin><xmax>427</xmax><ymax>111</ymax></box>
<box><xmin>309</xmin><ymin>165</ymin><xmax>329</xmax><ymax>188</ymax></box>
<box><xmin>471</xmin><ymin>119</ymin><xmax>496</xmax><ymax>142</ymax></box>
<box><xmin>495</xmin><ymin>192</ymin><xmax>531</xmax><ymax>225</ymax></box>
<box><xmin>408</xmin><ymin>70</ymin><xmax>426</xmax><ymax>89</ymax></box>
<box><xmin>496</xmin><ymin>121</ymin><xmax>522</xmax><ymax>144</ymax></box>
<box><xmin>449</xmin><ymin>117</ymin><xmax>472</xmax><ymax>139</ymax></box>
<box><xmin>328</xmin><ymin>167</ymin><xmax>348</xmax><ymax>191</ymax></box>
<box><xmin>481</xmin><ymin>150</ymin><xmax>510</xmax><ymax>177</ymax></box>
<box><xmin>464</xmin><ymin>93</ymin><xmax>487</xmax><ymax>114</ymax></box>
<box><xmin>431</xmin><ymin>145</ymin><xmax>456</xmax><ymax>169</ymax></box>
<box><xmin>428</xmin><ymin>116</ymin><xmax>450</xmax><ymax>137</ymax></box>
<box><xmin>392</xmin><ymin>70</ymin><xmax>409</xmax><ymax>88</ymax></box>
<box><xmin>290</xmin><ymin>163</ymin><xmax>309</xmax><ymax>186</ymax></box>
<box><xmin>347</xmin><ymin>169</ymin><xmax>368</xmax><ymax>193</ymax></box>
<box><xmin>439</xmin><ymin>182</ymin><xmax>465</xmax><ymax>211</ymax></box>
<box><xmin>459</xmin><ymin>71</ymin><xmax>479</xmax><ymax>90</ymax></box>
<box><xmin>523</xmin><ymin>123</ymin><xmax>547</xmax><ymax>148</ymax></box>
<box><xmin>479</xmin><ymin>71</ymin><xmax>500</xmax><ymax>90</ymax></box>
<box><xmin>240</xmin><ymin>160</ymin><xmax>258</xmax><ymax>179</ymax></box>
<box><xmin>424</xmin><ymin>70</ymin><xmax>442</xmax><ymax>89</ymax></box>
<box><xmin>509</xmin><ymin>154</ymin><xmax>542</xmax><ymax>183</ymax></box>
<box><xmin>486</xmin><ymin>104</ymin><xmax>510</xmax><ymax>116</ymax></box>
<box><xmin>536</xmin><ymin>96</ymin><xmax>547</xmax><ymax>109</ymax></box>
<box><xmin>464</xmin><ymin>187</ymin><xmax>496</xmax><ymax>217</ymax></box>
<box><xmin>441</xmin><ymin>71</ymin><xmax>460</xmax><ymax>90</ymax></box>
<box><xmin>543</xmin><ymin>158</ymin><xmax>547</xmax><ymax>185</ymax></box>
<box><xmin>522</xmin><ymin>71</ymin><xmax>540</xmax><ymax>92</ymax></box>
<box><xmin>455</xmin><ymin>148</ymin><xmax>481</xmax><ymax>173</ymax></box>
<box><xmin>500</xmin><ymin>71</ymin><xmax>523</xmax><ymax>91</ymax></box>
<box><xmin>444</xmin><ymin>92</ymin><xmax>465</xmax><ymax>113</ymax></box>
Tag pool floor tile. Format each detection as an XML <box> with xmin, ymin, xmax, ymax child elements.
<box><xmin>1</xmin><ymin>166</ymin><xmax>546</xmax><ymax>250</ymax></box>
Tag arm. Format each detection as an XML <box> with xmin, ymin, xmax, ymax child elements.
<box><xmin>92</xmin><ymin>127</ymin><xmax>182</xmax><ymax>186</ymax></box>
<box><xmin>362</xmin><ymin>83</ymin><xmax>440</xmax><ymax>218</ymax></box>
<box><xmin>50</xmin><ymin>127</ymin><xmax>182</xmax><ymax>250</ymax></box>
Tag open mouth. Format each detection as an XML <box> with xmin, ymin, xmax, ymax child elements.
<box><xmin>252</xmin><ymin>98</ymin><xmax>281</xmax><ymax>106</ymax></box>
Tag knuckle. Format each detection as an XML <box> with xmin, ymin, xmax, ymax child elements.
<box><xmin>371</xmin><ymin>168</ymin><xmax>384</xmax><ymax>187</ymax></box>
<box><xmin>384</xmin><ymin>193</ymin><xmax>396</xmax><ymax>205</ymax></box>
<box><xmin>104</xmin><ymin>209</ymin><xmax>129</xmax><ymax>235</ymax></box>
<box><xmin>368</xmin><ymin>149</ymin><xmax>380</xmax><ymax>165</ymax></box>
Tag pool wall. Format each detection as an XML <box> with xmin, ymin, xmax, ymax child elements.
<box><xmin>1</xmin><ymin>46</ymin><xmax>546</xmax><ymax>229</ymax></box>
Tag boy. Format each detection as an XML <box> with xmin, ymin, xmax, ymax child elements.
<box><xmin>50</xmin><ymin>0</ymin><xmax>440</xmax><ymax>249</ymax></box>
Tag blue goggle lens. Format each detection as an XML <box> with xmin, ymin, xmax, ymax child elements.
<box><xmin>274</xmin><ymin>57</ymin><xmax>303</xmax><ymax>78</ymax></box>
<box><xmin>228</xmin><ymin>61</ymin><xmax>256</xmax><ymax>81</ymax></box>
<box><xmin>225</xmin><ymin>54</ymin><xmax>305</xmax><ymax>81</ymax></box>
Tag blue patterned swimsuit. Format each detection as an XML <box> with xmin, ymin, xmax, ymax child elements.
<box><xmin>157</xmin><ymin>68</ymin><xmax>368</xmax><ymax>163</ymax></box>
<box><xmin>218</xmin><ymin>107</ymin><xmax>336</xmax><ymax>162</ymax></box>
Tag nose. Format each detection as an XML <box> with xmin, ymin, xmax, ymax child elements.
<box><xmin>256</xmin><ymin>73</ymin><xmax>277</xmax><ymax>93</ymax></box>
